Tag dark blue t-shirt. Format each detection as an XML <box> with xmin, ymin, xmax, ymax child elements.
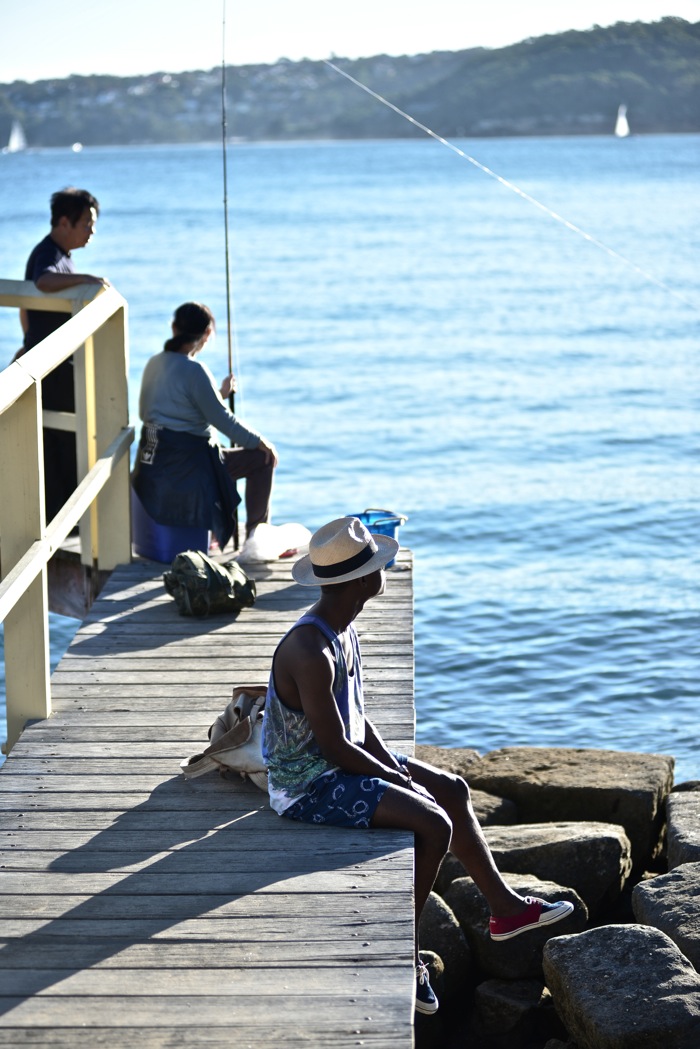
<box><xmin>23</xmin><ymin>234</ymin><xmax>75</xmax><ymax>410</ymax></box>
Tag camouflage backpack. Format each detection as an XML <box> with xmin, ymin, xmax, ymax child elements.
<box><xmin>163</xmin><ymin>549</ymin><xmax>256</xmax><ymax>617</ymax></box>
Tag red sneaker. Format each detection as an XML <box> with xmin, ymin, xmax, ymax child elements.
<box><xmin>490</xmin><ymin>896</ymin><xmax>574</xmax><ymax>941</ymax></box>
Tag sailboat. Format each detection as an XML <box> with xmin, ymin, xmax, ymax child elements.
<box><xmin>614</xmin><ymin>104</ymin><xmax>630</xmax><ymax>138</ymax></box>
<box><xmin>3</xmin><ymin>120</ymin><xmax>27</xmax><ymax>154</ymax></box>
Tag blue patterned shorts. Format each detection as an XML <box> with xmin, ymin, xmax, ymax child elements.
<box><xmin>282</xmin><ymin>753</ymin><xmax>409</xmax><ymax>830</ymax></box>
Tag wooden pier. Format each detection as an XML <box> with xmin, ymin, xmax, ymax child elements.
<box><xmin>0</xmin><ymin>551</ymin><xmax>416</xmax><ymax>1047</ymax></box>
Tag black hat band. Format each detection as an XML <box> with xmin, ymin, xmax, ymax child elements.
<box><xmin>312</xmin><ymin>541</ymin><xmax>377</xmax><ymax>579</ymax></box>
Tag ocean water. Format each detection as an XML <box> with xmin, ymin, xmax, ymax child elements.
<box><xmin>0</xmin><ymin>134</ymin><xmax>698</xmax><ymax>779</ymax></box>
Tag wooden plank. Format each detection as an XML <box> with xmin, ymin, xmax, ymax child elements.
<box><xmin>0</xmin><ymin>994</ymin><xmax>409</xmax><ymax>1025</ymax></box>
<box><xmin>46</xmin><ymin>687</ymin><xmax>413</xmax><ymax>702</ymax></box>
<box><xmin>48</xmin><ymin>672</ymin><xmax>411</xmax><ymax>688</ymax></box>
<box><xmin>0</xmin><ymin>967</ymin><xmax>410</xmax><ymax>997</ymax></box>
<box><xmin>0</xmin><ymin>914</ymin><xmax>412</xmax><ymax>940</ymax></box>
<box><xmin>56</xmin><ymin>638</ymin><xmax>413</xmax><ymax>653</ymax></box>
<box><xmin>0</xmin><ymin>939</ymin><xmax>409</xmax><ymax>966</ymax></box>
<box><xmin>0</xmin><ymin>791</ymin><xmax>271</xmax><ymax>810</ymax></box>
<box><xmin>0</xmin><ymin>867</ymin><xmax>411</xmax><ymax>894</ymax></box>
<box><xmin>0</xmin><ymin>851</ymin><xmax>412</xmax><ymax>877</ymax></box>
<box><xmin>0</xmin><ymin>1031</ymin><xmax>406</xmax><ymax>1048</ymax></box>
<box><xmin>0</xmin><ymin>807</ymin><xmax>415</xmax><ymax>834</ymax></box>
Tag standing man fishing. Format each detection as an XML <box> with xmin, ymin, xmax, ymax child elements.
<box><xmin>18</xmin><ymin>187</ymin><xmax>108</xmax><ymax>522</ymax></box>
<box><xmin>262</xmin><ymin>517</ymin><xmax>575</xmax><ymax>1015</ymax></box>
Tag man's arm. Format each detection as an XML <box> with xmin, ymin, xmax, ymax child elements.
<box><xmin>35</xmin><ymin>272</ymin><xmax>106</xmax><ymax>291</ymax></box>
<box><xmin>363</xmin><ymin>716</ymin><xmax>404</xmax><ymax>770</ymax></box>
<box><xmin>188</xmin><ymin>361</ymin><xmax>267</xmax><ymax>451</ymax></box>
<box><xmin>364</xmin><ymin>715</ymin><xmax>436</xmax><ymax>802</ymax></box>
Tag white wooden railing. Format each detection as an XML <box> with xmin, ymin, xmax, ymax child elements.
<box><xmin>0</xmin><ymin>279</ymin><xmax>134</xmax><ymax>752</ymax></box>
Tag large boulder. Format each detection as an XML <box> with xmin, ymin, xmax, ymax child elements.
<box><xmin>435</xmin><ymin>852</ymin><xmax>471</xmax><ymax>898</ymax></box>
<box><xmin>667</xmin><ymin>792</ymin><xmax>700</xmax><ymax>869</ymax></box>
<box><xmin>437</xmin><ymin>821</ymin><xmax>631</xmax><ymax>916</ymax></box>
<box><xmin>632</xmin><ymin>862</ymin><xmax>700</xmax><ymax>971</ymax></box>
<box><xmin>471</xmin><ymin>789</ymin><xmax>519</xmax><ymax>826</ymax></box>
<box><xmin>467</xmin><ymin>747</ymin><xmax>674</xmax><ymax>868</ymax></box>
<box><xmin>543</xmin><ymin>924</ymin><xmax>700</xmax><ymax>1049</ymax></box>
<box><xmin>473</xmin><ymin>979</ymin><xmax>568</xmax><ymax>1046</ymax></box>
<box><xmin>487</xmin><ymin>822</ymin><xmax>631</xmax><ymax>916</ymax></box>
<box><xmin>443</xmin><ymin>874</ymin><xmax>586</xmax><ymax>980</ymax></box>
<box><xmin>418</xmin><ymin>891</ymin><xmax>474</xmax><ymax>997</ymax></box>
<box><xmin>414</xmin><ymin>744</ymin><xmax>481</xmax><ymax>776</ymax></box>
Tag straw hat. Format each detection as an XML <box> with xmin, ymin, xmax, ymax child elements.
<box><xmin>292</xmin><ymin>517</ymin><xmax>399</xmax><ymax>587</ymax></box>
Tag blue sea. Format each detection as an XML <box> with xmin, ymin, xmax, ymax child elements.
<box><xmin>1</xmin><ymin>134</ymin><xmax>698</xmax><ymax>780</ymax></box>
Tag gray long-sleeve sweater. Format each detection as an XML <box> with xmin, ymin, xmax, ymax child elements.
<box><xmin>138</xmin><ymin>351</ymin><xmax>261</xmax><ymax>449</ymax></box>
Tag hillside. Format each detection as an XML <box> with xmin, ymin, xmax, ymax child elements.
<box><xmin>1</xmin><ymin>17</ymin><xmax>698</xmax><ymax>147</ymax></box>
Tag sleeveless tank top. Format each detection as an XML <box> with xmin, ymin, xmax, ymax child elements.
<box><xmin>262</xmin><ymin>613</ymin><xmax>365</xmax><ymax>814</ymax></box>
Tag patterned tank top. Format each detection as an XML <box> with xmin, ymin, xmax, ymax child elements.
<box><xmin>262</xmin><ymin>613</ymin><xmax>365</xmax><ymax>814</ymax></box>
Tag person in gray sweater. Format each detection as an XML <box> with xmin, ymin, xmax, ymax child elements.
<box><xmin>132</xmin><ymin>301</ymin><xmax>278</xmax><ymax>548</ymax></box>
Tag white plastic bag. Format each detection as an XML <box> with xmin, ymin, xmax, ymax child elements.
<box><xmin>236</xmin><ymin>522</ymin><xmax>311</xmax><ymax>563</ymax></box>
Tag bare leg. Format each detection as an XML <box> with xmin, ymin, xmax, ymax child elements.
<box><xmin>406</xmin><ymin>757</ymin><xmax>528</xmax><ymax>919</ymax></box>
<box><xmin>371</xmin><ymin>784</ymin><xmax>452</xmax><ymax>962</ymax></box>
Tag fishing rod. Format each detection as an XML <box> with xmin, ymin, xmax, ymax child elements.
<box><xmin>324</xmin><ymin>60</ymin><xmax>698</xmax><ymax>315</ymax></box>
<box><xmin>221</xmin><ymin>0</ymin><xmax>242</xmax><ymax>550</ymax></box>
<box><xmin>221</xmin><ymin>0</ymin><xmax>235</xmax><ymax>414</ymax></box>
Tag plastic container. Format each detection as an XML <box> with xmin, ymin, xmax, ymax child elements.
<box><xmin>350</xmin><ymin>508</ymin><xmax>408</xmax><ymax>568</ymax></box>
<box><xmin>131</xmin><ymin>489</ymin><xmax>209</xmax><ymax>563</ymax></box>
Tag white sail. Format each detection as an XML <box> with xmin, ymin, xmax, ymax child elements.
<box><xmin>4</xmin><ymin>120</ymin><xmax>27</xmax><ymax>153</ymax></box>
<box><xmin>614</xmin><ymin>104</ymin><xmax>630</xmax><ymax>138</ymax></box>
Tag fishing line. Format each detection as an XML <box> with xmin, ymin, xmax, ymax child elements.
<box><xmin>324</xmin><ymin>60</ymin><xmax>698</xmax><ymax>314</ymax></box>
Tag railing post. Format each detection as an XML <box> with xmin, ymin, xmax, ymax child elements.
<box><xmin>0</xmin><ymin>367</ymin><xmax>51</xmax><ymax>751</ymax></box>
<box><xmin>90</xmin><ymin>301</ymin><xmax>131</xmax><ymax>569</ymax></box>
<box><xmin>73</xmin><ymin>329</ymin><xmax>94</xmax><ymax>560</ymax></box>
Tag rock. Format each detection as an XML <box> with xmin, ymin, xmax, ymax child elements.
<box><xmin>476</xmin><ymin>977</ymin><xmax>546</xmax><ymax>1032</ymax></box>
<box><xmin>415</xmin><ymin>744</ymin><xmax>481</xmax><ymax>776</ymax></box>
<box><xmin>438</xmin><ymin>821</ymin><xmax>631</xmax><ymax>916</ymax></box>
<box><xmin>435</xmin><ymin>852</ymin><xmax>473</xmax><ymax>898</ymax></box>
<box><xmin>472</xmin><ymin>789</ymin><xmax>519</xmax><ymax>826</ymax></box>
<box><xmin>467</xmin><ymin>746</ymin><xmax>673</xmax><ymax>869</ymax></box>
<box><xmin>419</xmin><ymin>891</ymin><xmax>473</xmax><ymax>998</ymax></box>
<box><xmin>667</xmin><ymin>792</ymin><xmax>700</xmax><ymax>869</ymax></box>
<box><xmin>473</xmin><ymin>979</ymin><xmax>568</xmax><ymax>1045</ymax></box>
<box><xmin>673</xmin><ymin>781</ymin><xmax>700</xmax><ymax>792</ymax></box>
<box><xmin>485</xmin><ymin>821</ymin><xmax>631</xmax><ymax>916</ymax></box>
<box><xmin>632</xmin><ymin>861</ymin><xmax>700</xmax><ymax>970</ymax></box>
<box><xmin>543</xmin><ymin>924</ymin><xmax>700</xmax><ymax>1049</ymax></box>
<box><xmin>443</xmin><ymin>874</ymin><xmax>586</xmax><ymax>980</ymax></box>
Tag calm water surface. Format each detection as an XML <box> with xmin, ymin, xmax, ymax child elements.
<box><xmin>0</xmin><ymin>135</ymin><xmax>698</xmax><ymax>779</ymax></box>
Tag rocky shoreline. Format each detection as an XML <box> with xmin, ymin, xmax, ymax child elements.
<box><xmin>413</xmin><ymin>745</ymin><xmax>700</xmax><ymax>1048</ymax></box>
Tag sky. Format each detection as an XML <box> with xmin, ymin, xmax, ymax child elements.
<box><xmin>1</xmin><ymin>1</ymin><xmax>698</xmax><ymax>83</ymax></box>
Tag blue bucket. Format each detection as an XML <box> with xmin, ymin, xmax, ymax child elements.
<box><xmin>350</xmin><ymin>508</ymin><xmax>407</xmax><ymax>568</ymax></box>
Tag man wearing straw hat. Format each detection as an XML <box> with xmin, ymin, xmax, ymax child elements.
<box><xmin>262</xmin><ymin>516</ymin><xmax>574</xmax><ymax>1015</ymax></box>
